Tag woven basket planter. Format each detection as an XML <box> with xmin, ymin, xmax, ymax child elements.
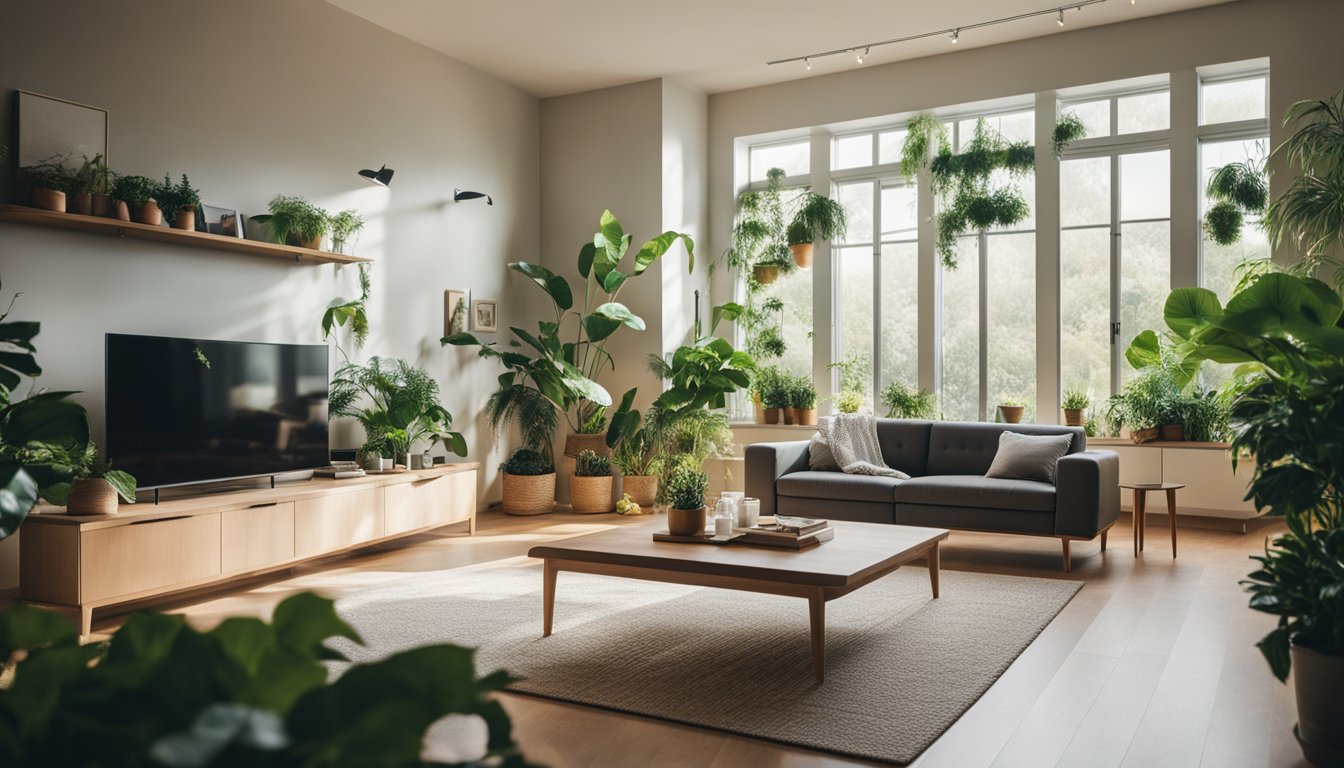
<box><xmin>563</xmin><ymin>432</ymin><xmax>610</xmax><ymax>459</ymax></box>
<box><xmin>66</xmin><ymin>478</ymin><xmax>119</xmax><ymax>516</ymax></box>
<box><xmin>570</xmin><ymin>475</ymin><xmax>613</xmax><ymax>514</ymax></box>
<box><xmin>1063</xmin><ymin>408</ymin><xmax>1085</xmax><ymax>427</ymax></box>
<box><xmin>501</xmin><ymin>472</ymin><xmax>555</xmax><ymax>516</ymax></box>
<box><xmin>622</xmin><ymin>475</ymin><xmax>657</xmax><ymax>507</ymax></box>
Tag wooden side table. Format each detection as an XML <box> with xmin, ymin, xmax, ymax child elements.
<box><xmin>1119</xmin><ymin>482</ymin><xmax>1185</xmax><ymax>558</ymax></box>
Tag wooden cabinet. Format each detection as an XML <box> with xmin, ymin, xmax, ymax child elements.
<box><xmin>19</xmin><ymin>464</ymin><xmax>478</xmax><ymax>634</ymax></box>
<box><xmin>1091</xmin><ymin>440</ymin><xmax>1254</xmax><ymax>521</ymax></box>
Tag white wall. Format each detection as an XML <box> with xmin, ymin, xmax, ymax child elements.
<box><xmin>661</xmin><ymin>80</ymin><xmax>711</xmax><ymax>353</ymax></box>
<box><xmin>0</xmin><ymin>0</ymin><xmax>540</xmax><ymax>588</ymax></box>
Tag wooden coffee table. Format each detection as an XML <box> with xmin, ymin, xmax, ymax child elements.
<box><xmin>527</xmin><ymin>520</ymin><xmax>949</xmax><ymax>682</ymax></box>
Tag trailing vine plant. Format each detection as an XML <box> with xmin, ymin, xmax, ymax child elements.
<box><xmin>1052</xmin><ymin>112</ymin><xmax>1087</xmax><ymax>158</ymax></box>
<box><xmin>1203</xmin><ymin>142</ymin><xmax>1268</xmax><ymax>246</ymax></box>
<box><xmin>725</xmin><ymin>167</ymin><xmax>794</xmax><ymax>360</ymax></box>
<box><xmin>321</xmin><ymin>264</ymin><xmax>371</xmax><ymax>362</ymax></box>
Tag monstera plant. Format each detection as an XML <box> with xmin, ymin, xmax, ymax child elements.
<box><xmin>444</xmin><ymin>210</ymin><xmax>692</xmax><ymax>460</ymax></box>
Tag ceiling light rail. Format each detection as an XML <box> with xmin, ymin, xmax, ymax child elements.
<box><xmin>767</xmin><ymin>0</ymin><xmax>1108</xmax><ymax>68</ymax></box>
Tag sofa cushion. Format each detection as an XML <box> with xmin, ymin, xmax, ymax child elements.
<box><xmin>985</xmin><ymin>431</ymin><xmax>1074</xmax><ymax>485</ymax></box>
<box><xmin>875</xmin><ymin>419</ymin><xmax>934</xmax><ymax>477</ymax></box>
<box><xmin>925</xmin><ymin>422</ymin><xmax>1085</xmax><ymax>476</ymax></box>
<box><xmin>893</xmin><ymin>475</ymin><xmax>1056</xmax><ymax>513</ymax></box>
<box><xmin>777</xmin><ymin>470</ymin><xmax>904</xmax><ymax>504</ymax></box>
<box><xmin>808</xmin><ymin>418</ymin><xmax>840</xmax><ymax>471</ymax></box>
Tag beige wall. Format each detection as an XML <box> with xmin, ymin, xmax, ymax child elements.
<box><xmin>0</xmin><ymin>0</ymin><xmax>540</xmax><ymax>588</ymax></box>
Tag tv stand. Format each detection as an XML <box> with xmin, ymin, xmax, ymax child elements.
<box><xmin>20</xmin><ymin>464</ymin><xmax>478</xmax><ymax>634</ymax></box>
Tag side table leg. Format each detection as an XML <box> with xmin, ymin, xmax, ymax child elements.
<box><xmin>1132</xmin><ymin>489</ymin><xmax>1141</xmax><ymax>557</ymax></box>
<box><xmin>1166</xmin><ymin>488</ymin><xmax>1178</xmax><ymax>558</ymax></box>
<box><xmin>542</xmin><ymin>559</ymin><xmax>557</xmax><ymax>637</ymax></box>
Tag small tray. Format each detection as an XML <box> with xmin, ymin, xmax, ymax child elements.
<box><xmin>652</xmin><ymin>530</ymin><xmax>744</xmax><ymax>545</ymax></box>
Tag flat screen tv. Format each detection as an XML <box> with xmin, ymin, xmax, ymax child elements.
<box><xmin>105</xmin><ymin>333</ymin><xmax>329</xmax><ymax>490</ymax></box>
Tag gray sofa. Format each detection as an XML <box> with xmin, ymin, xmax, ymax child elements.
<box><xmin>745</xmin><ymin>420</ymin><xmax>1120</xmax><ymax>571</ymax></box>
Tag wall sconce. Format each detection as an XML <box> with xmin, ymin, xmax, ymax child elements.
<box><xmin>454</xmin><ymin>188</ymin><xmax>493</xmax><ymax>205</ymax></box>
<box><xmin>359</xmin><ymin>164</ymin><xmax>395</xmax><ymax>186</ymax></box>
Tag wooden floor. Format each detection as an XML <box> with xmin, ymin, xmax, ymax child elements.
<box><xmin>95</xmin><ymin>510</ymin><xmax>1307</xmax><ymax>768</ymax></box>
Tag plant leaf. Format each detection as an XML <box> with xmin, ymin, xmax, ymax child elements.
<box><xmin>0</xmin><ymin>463</ymin><xmax>38</xmax><ymax>541</ymax></box>
<box><xmin>593</xmin><ymin>302</ymin><xmax>645</xmax><ymax>332</ymax></box>
<box><xmin>1163</xmin><ymin>287</ymin><xmax>1223</xmax><ymax>339</ymax></box>
<box><xmin>634</xmin><ymin>231</ymin><xmax>695</xmax><ymax>275</ymax></box>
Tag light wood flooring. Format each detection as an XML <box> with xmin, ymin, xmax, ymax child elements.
<box><xmin>88</xmin><ymin>510</ymin><xmax>1306</xmax><ymax>768</ymax></box>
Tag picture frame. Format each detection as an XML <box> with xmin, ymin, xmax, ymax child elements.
<box><xmin>16</xmin><ymin>90</ymin><xmax>109</xmax><ymax>173</ymax></box>
<box><xmin>470</xmin><ymin>298</ymin><xmax>498</xmax><ymax>333</ymax></box>
<box><xmin>444</xmin><ymin>289</ymin><xmax>470</xmax><ymax>337</ymax></box>
<box><xmin>198</xmin><ymin>204</ymin><xmax>245</xmax><ymax>238</ymax></box>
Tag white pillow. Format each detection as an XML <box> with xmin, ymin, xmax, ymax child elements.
<box><xmin>984</xmin><ymin>431</ymin><xmax>1073</xmax><ymax>485</ymax></box>
<box><xmin>808</xmin><ymin>417</ymin><xmax>840</xmax><ymax>471</ymax></box>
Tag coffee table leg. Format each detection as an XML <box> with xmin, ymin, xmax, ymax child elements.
<box><xmin>808</xmin><ymin>589</ymin><xmax>825</xmax><ymax>683</ymax></box>
<box><xmin>542</xmin><ymin>558</ymin><xmax>557</xmax><ymax>637</ymax></box>
<box><xmin>929</xmin><ymin>541</ymin><xmax>941</xmax><ymax>599</ymax></box>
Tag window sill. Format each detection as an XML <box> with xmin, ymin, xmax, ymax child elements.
<box><xmin>728</xmin><ymin>422</ymin><xmax>818</xmax><ymax>431</ymax></box>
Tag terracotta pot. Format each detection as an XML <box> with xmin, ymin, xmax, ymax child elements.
<box><xmin>114</xmin><ymin>200</ymin><xmax>131</xmax><ymax>221</ymax></box>
<box><xmin>763</xmin><ymin>407</ymin><xmax>781</xmax><ymax>425</ymax></box>
<box><xmin>66</xmin><ymin>478</ymin><xmax>120</xmax><ymax>515</ymax></box>
<box><xmin>798</xmin><ymin>408</ymin><xmax>818</xmax><ymax>426</ymax></box>
<box><xmin>1130</xmin><ymin>426</ymin><xmax>1160</xmax><ymax>444</ymax></box>
<box><xmin>667</xmin><ymin>506</ymin><xmax>707</xmax><ymax>536</ymax></box>
<box><xmin>1292</xmin><ymin>643</ymin><xmax>1344</xmax><ymax>767</ymax></box>
<box><xmin>622</xmin><ymin>475</ymin><xmax>657</xmax><ymax>507</ymax></box>
<box><xmin>783</xmin><ymin>407</ymin><xmax>797</xmax><ymax>425</ymax></box>
<box><xmin>501</xmin><ymin>472</ymin><xmax>555</xmax><ymax>516</ymax></box>
<box><xmin>133</xmin><ymin>202</ymin><xmax>163</xmax><ymax>226</ymax></box>
<box><xmin>67</xmin><ymin>191</ymin><xmax>92</xmax><ymax>215</ymax></box>
<box><xmin>31</xmin><ymin>188</ymin><xmax>66</xmax><ymax>212</ymax></box>
<box><xmin>563</xmin><ymin>432</ymin><xmax>610</xmax><ymax>459</ymax></box>
<box><xmin>1063</xmin><ymin>408</ymin><xmax>1085</xmax><ymax>427</ymax></box>
<box><xmin>999</xmin><ymin>405</ymin><xmax>1025</xmax><ymax>424</ymax></box>
<box><xmin>569</xmin><ymin>474</ymin><xmax>614</xmax><ymax>513</ymax></box>
<box><xmin>173</xmin><ymin>207</ymin><xmax>197</xmax><ymax>231</ymax></box>
<box><xmin>1160</xmin><ymin>423</ymin><xmax>1185</xmax><ymax>442</ymax></box>
<box><xmin>92</xmin><ymin>193</ymin><xmax>115</xmax><ymax>217</ymax></box>
<box><xmin>752</xmin><ymin>264</ymin><xmax>780</xmax><ymax>285</ymax></box>
<box><xmin>790</xmin><ymin>242</ymin><xmax>814</xmax><ymax>269</ymax></box>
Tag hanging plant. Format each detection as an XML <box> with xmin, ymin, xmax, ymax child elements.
<box><xmin>724</xmin><ymin>166</ymin><xmax>798</xmax><ymax>361</ymax></box>
<box><xmin>322</xmin><ymin>263</ymin><xmax>371</xmax><ymax>361</ymax></box>
<box><xmin>1051</xmin><ymin>112</ymin><xmax>1088</xmax><ymax>159</ymax></box>
<box><xmin>901</xmin><ymin>113</ymin><xmax>950</xmax><ymax>180</ymax></box>
<box><xmin>1203</xmin><ymin>148</ymin><xmax>1268</xmax><ymax>246</ymax></box>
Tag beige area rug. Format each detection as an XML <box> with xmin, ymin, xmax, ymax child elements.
<box><xmin>331</xmin><ymin>560</ymin><xmax>1082</xmax><ymax>765</ymax></box>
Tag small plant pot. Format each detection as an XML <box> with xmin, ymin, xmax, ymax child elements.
<box><xmin>1160</xmin><ymin>423</ymin><xmax>1185</xmax><ymax>441</ymax></box>
<box><xmin>114</xmin><ymin>200</ymin><xmax>131</xmax><ymax>221</ymax></box>
<box><xmin>173</xmin><ymin>207</ymin><xmax>197</xmax><ymax>231</ymax></box>
<box><xmin>798</xmin><ymin>408</ymin><xmax>818</xmax><ymax>426</ymax></box>
<box><xmin>92</xmin><ymin>193</ymin><xmax>116</xmax><ymax>217</ymax></box>
<box><xmin>763</xmin><ymin>407</ymin><xmax>781</xmax><ymax>425</ymax></box>
<box><xmin>67</xmin><ymin>191</ymin><xmax>92</xmax><ymax>215</ymax></box>
<box><xmin>783</xmin><ymin>407</ymin><xmax>798</xmax><ymax>425</ymax></box>
<box><xmin>752</xmin><ymin>264</ymin><xmax>780</xmax><ymax>285</ymax></box>
<box><xmin>293</xmin><ymin>234</ymin><xmax>323</xmax><ymax>250</ymax></box>
<box><xmin>999</xmin><ymin>405</ymin><xmax>1025</xmax><ymax>424</ymax></box>
<box><xmin>1063</xmin><ymin>408</ymin><xmax>1085</xmax><ymax>427</ymax></box>
<box><xmin>790</xmin><ymin>242</ymin><xmax>814</xmax><ymax>269</ymax></box>
<box><xmin>66</xmin><ymin>478</ymin><xmax>120</xmax><ymax>515</ymax></box>
<box><xmin>1130</xmin><ymin>426</ymin><xmax>1160</xmax><ymax>444</ymax></box>
<box><xmin>133</xmin><ymin>202</ymin><xmax>163</xmax><ymax>226</ymax></box>
<box><xmin>563</xmin><ymin>432</ymin><xmax>610</xmax><ymax>459</ymax></box>
<box><xmin>502</xmin><ymin>472</ymin><xmax>555</xmax><ymax>516</ymax></box>
<box><xmin>1291</xmin><ymin>644</ymin><xmax>1344</xmax><ymax>768</ymax></box>
<box><xmin>667</xmin><ymin>506</ymin><xmax>707</xmax><ymax>536</ymax></box>
<box><xmin>622</xmin><ymin>475</ymin><xmax>657</xmax><ymax>507</ymax></box>
<box><xmin>31</xmin><ymin>187</ymin><xmax>66</xmax><ymax>212</ymax></box>
<box><xmin>570</xmin><ymin>474</ymin><xmax>614</xmax><ymax>513</ymax></box>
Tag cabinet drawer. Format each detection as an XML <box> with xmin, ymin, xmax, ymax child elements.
<box><xmin>81</xmin><ymin>514</ymin><xmax>221</xmax><ymax>603</ymax></box>
<box><xmin>294</xmin><ymin>488</ymin><xmax>382</xmax><ymax>557</ymax></box>
<box><xmin>222</xmin><ymin>502</ymin><xmax>296</xmax><ymax>573</ymax></box>
<box><xmin>384</xmin><ymin>471</ymin><xmax>475</xmax><ymax>535</ymax></box>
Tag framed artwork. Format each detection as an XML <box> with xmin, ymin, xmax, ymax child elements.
<box><xmin>198</xmin><ymin>204</ymin><xmax>245</xmax><ymax>238</ymax></box>
<box><xmin>16</xmin><ymin>90</ymin><xmax>108</xmax><ymax>172</ymax></box>
<box><xmin>470</xmin><ymin>298</ymin><xmax>498</xmax><ymax>333</ymax></box>
<box><xmin>443</xmin><ymin>290</ymin><xmax>470</xmax><ymax>337</ymax></box>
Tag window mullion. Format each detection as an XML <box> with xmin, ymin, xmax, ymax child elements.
<box><xmin>872</xmin><ymin>178</ymin><xmax>883</xmax><ymax>406</ymax></box>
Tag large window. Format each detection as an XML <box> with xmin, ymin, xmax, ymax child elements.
<box><xmin>748</xmin><ymin>140</ymin><xmax>809</xmax><ymax>182</ymax></box>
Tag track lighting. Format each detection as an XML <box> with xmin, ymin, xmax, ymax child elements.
<box><xmin>856</xmin><ymin>47</ymin><xmax>867</xmax><ymax>64</ymax></box>
<box><xmin>805</xmin><ymin>57</ymin><xmax>812</xmax><ymax>71</ymax></box>
<box><xmin>1057</xmin><ymin>9</ymin><xmax>1065</xmax><ymax>25</ymax></box>
<box><xmin>951</xmin><ymin>28</ymin><xmax>959</xmax><ymax>44</ymax></box>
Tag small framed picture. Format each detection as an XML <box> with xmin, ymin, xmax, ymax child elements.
<box><xmin>444</xmin><ymin>289</ymin><xmax>469</xmax><ymax>337</ymax></box>
<box><xmin>470</xmin><ymin>298</ymin><xmax>498</xmax><ymax>333</ymax></box>
<box><xmin>198</xmin><ymin>204</ymin><xmax>244</xmax><ymax>238</ymax></box>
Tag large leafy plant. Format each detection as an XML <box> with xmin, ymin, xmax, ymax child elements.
<box><xmin>444</xmin><ymin>210</ymin><xmax>692</xmax><ymax>455</ymax></box>
<box><xmin>1265</xmin><ymin>89</ymin><xmax>1344</xmax><ymax>289</ymax></box>
<box><xmin>328</xmin><ymin>357</ymin><xmax>467</xmax><ymax>462</ymax></box>
<box><xmin>0</xmin><ymin>592</ymin><xmax>530</xmax><ymax>767</ymax></box>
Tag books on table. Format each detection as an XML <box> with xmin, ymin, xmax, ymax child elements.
<box><xmin>738</xmin><ymin>518</ymin><xmax>835</xmax><ymax>549</ymax></box>
<box><xmin>314</xmin><ymin>462</ymin><xmax>365</xmax><ymax>479</ymax></box>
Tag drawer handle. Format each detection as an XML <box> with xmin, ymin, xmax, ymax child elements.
<box><xmin>412</xmin><ymin>477</ymin><xmax>440</xmax><ymax>485</ymax></box>
<box><xmin>248</xmin><ymin>502</ymin><xmax>279</xmax><ymax>509</ymax></box>
<box><xmin>130</xmin><ymin>515</ymin><xmax>192</xmax><ymax>525</ymax></box>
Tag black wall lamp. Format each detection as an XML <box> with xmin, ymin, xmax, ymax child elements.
<box><xmin>454</xmin><ymin>188</ymin><xmax>493</xmax><ymax>206</ymax></box>
<box><xmin>359</xmin><ymin>164</ymin><xmax>395</xmax><ymax>186</ymax></box>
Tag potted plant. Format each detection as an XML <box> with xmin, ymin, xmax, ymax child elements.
<box><xmin>1062</xmin><ymin>388</ymin><xmax>1089</xmax><ymax>427</ymax></box>
<box><xmin>19</xmin><ymin>160</ymin><xmax>74</xmax><ymax>212</ymax></box>
<box><xmin>997</xmin><ymin>399</ymin><xmax>1026</xmax><ymax>424</ymax></box>
<box><xmin>612</xmin><ymin>425</ymin><xmax>658</xmax><ymax>507</ymax></box>
<box><xmin>833</xmin><ymin>390</ymin><xmax>863</xmax><ymax>414</ymax></box>
<box><xmin>794</xmin><ymin>376</ymin><xmax>818</xmax><ymax>426</ymax></box>
<box><xmin>665</xmin><ymin>459</ymin><xmax>709</xmax><ymax>536</ymax></box>
<box><xmin>786</xmin><ymin>191</ymin><xmax>846</xmax><ymax>269</ymax></box>
<box><xmin>84</xmin><ymin>154</ymin><xmax>116</xmax><ymax>217</ymax></box>
<box><xmin>752</xmin><ymin>257</ymin><xmax>785</xmax><ymax>285</ymax></box>
<box><xmin>758</xmin><ymin>367</ymin><xmax>787</xmax><ymax>424</ymax></box>
<box><xmin>328</xmin><ymin>356</ymin><xmax>468</xmax><ymax>469</ymax></box>
<box><xmin>329</xmin><ymin>208</ymin><xmax>364</xmax><ymax>254</ymax></box>
<box><xmin>65</xmin><ymin>156</ymin><xmax>98</xmax><ymax>215</ymax></box>
<box><xmin>155</xmin><ymin>173</ymin><xmax>201</xmax><ymax>230</ymax></box>
<box><xmin>570</xmin><ymin>449</ymin><xmax>613</xmax><ymax>514</ymax></box>
<box><xmin>564</xmin><ymin>406</ymin><xmax>609</xmax><ymax>459</ymax></box>
<box><xmin>500</xmin><ymin>447</ymin><xmax>555</xmax><ymax>516</ymax></box>
<box><xmin>251</xmin><ymin>194</ymin><xmax>330</xmax><ymax>249</ymax></box>
<box><xmin>113</xmin><ymin>174</ymin><xmax>162</xmax><ymax>225</ymax></box>
<box><xmin>65</xmin><ymin>449</ymin><xmax>138</xmax><ymax>515</ymax></box>
<box><xmin>881</xmin><ymin>380</ymin><xmax>937</xmax><ymax>419</ymax></box>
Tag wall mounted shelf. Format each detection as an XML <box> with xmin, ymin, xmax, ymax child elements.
<box><xmin>0</xmin><ymin>205</ymin><xmax>371</xmax><ymax>265</ymax></box>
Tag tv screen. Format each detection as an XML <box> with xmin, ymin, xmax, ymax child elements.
<box><xmin>105</xmin><ymin>334</ymin><xmax>329</xmax><ymax>490</ymax></box>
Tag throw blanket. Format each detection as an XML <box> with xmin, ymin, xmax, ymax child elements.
<box><xmin>827</xmin><ymin>413</ymin><xmax>910</xmax><ymax>479</ymax></box>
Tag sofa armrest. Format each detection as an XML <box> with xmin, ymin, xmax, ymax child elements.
<box><xmin>1055</xmin><ymin>450</ymin><xmax>1120</xmax><ymax>538</ymax></box>
<box><xmin>745</xmin><ymin>441</ymin><xmax>811</xmax><ymax>518</ymax></box>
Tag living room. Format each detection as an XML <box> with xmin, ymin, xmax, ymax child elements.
<box><xmin>1</xmin><ymin>0</ymin><xmax>1341</xmax><ymax>765</ymax></box>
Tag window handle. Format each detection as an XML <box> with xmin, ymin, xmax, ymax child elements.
<box><xmin>1110</xmin><ymin>321</ymin><xmax>1121</xmax><ymax>345</ymax></box>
